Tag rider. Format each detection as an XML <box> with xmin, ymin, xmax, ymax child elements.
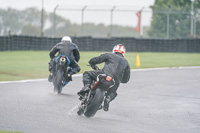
<box><xmin>77</xmin><ymin>44</ymin><xmax>130</xmax><ymax>111</ymax></box>
<box><xmin>48</xmin><ymin>36</ymin><xmax>81</xmax><ymax>82</ymax></box>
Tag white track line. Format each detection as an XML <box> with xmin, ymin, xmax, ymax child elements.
<box><xmin>0</xmin><ymin>74</ymin><xmax>82</xmax><ymax>84</ymax></box>
<box><xmin>131</xmin><ymin>66</ymin><xmax>200</xmax><ymax>72</ymax></box>
<box><xmin>0</xmin><ymin>67</ymin><xmax>200</xmax><ymax>84</ymax></box>
<box><xmin>0</xmin><ymin>78</ymin><xmax>47</xmax><ymax>84</ymax></box>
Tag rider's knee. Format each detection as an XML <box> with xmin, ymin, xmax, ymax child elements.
<box><xmin>83</xmin><ymin>71</ymin><xmax>90</xmax><ymax>76</ymax></box>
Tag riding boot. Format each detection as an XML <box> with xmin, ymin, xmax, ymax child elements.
<box><xmin>48</xmin><ymin>72</ymin><xmax>53</xmax><ymax>82</ymax></box>
<box><xmin>48</xmin><ymin>60</ymin><xmax>54</xmax><ymax>82</ymax></box>
<box><xmin>66</xmin><ymin>67</ymin><xmax>73</xmax><ymax>81</ymax></box>
<box><xmin>103</xmin><ymin>96</ymin><xmax>111</xmax><ymax>111</ymax></box>
<box><xmin>77</xmin><ymin>84</ymin><xmax>90</xmax><ymax>99</ymax></box>
<box><xmin>65</xmin><ymin>73</ymin><xmax>72</xmax><ymax>82</ymax></box>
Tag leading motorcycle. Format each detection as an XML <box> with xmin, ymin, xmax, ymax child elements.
<box><xmin>52</xmin><ymin>55</ymin><xmax>72</xmax><ymax>94</ymax></box>
<box><xmin>77</xmin><ymin>65</ymin><xmax>115</xmax><ymax>117</ymax></box>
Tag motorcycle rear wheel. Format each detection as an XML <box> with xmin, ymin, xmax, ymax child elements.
<box><xmin>84</xmin><ymin>88</ymin><xmax>105</xmax><ymax>118</ymax></box>
<box><xmin>53</xmin><ymin>69</ymin><xmax>64</xmax><ymax>94</ymax></box>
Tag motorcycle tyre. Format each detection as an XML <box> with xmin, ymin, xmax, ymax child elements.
<box><xmin>53</xmin><ymin>69</ymin><xmax>64</xmax><ymax>94</ymax></box>
<box><xmin>84</xmin><ymin>88</ymin><xmax>105</xmax><ymax>118</ymax></box>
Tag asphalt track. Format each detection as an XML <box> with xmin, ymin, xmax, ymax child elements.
<box><xmin>0</xmin><ymin>67</ymin><xmax>200</xmax><ymax>133</ymax></box>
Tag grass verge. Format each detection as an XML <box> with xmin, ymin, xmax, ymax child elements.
<box><xmin>0</xmin><ymin>51</ymin><xmax>200</xmax><ymax>81</ymax></box>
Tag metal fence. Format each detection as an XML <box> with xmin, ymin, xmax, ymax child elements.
<box><xmin>53</xmin><ymin>6</ymin><xmax>200</xmax><ymax>39</ymax></box>
<box><xmin>0</xmin><ymin>6</ymin><xmax>199</xmax><ymax>39</ymax></box>
<box><xmin>0</xmin><ymin>35</ymin><xmax>200</xmax><ymax>53</ymax></box>
<box><xmin>147</xmin><ymin>8</ymin><xmax>200</xmax><ymax>39</ymax></box>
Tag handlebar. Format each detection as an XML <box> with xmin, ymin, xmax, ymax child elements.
<box><xmin>87</xmin><ymin>65</ymin><xmax>100</xmax><ymax>70</ymax></box>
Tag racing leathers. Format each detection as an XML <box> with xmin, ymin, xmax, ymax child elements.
<box><xmin>78</xmin><ymin>52</ymin><xmax>130</xmax><ymax>111</ymax></box>
<box><xmin>48</xmin><ymin>41</ymin><xmax>81</xmax><ymax>80</ymax></box>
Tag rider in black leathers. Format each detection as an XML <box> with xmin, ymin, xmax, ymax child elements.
<box><xmin>77</xmin><ymin>44</ymin><xmax>130</xmax><ymax>111</ymax></box>
<box><xmin>48</xmin><ymin>36</ymin><xmax>81</xmax><ymax>82</ymax></box>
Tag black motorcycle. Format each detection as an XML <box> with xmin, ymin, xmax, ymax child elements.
<box><xmin>52</xmin><ymin>55</ymin><xmax>72</xmax><ymax>94</ymax></box>
<box><xmin>77</xmin><ymin>65</ymin><xmax>115</xmax><ymax>117</ymax></box>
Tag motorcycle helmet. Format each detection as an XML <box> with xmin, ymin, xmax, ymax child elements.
<box><xmin>61</xmin><ymin>36</ymin><xmax>72</xmax><ymax>43</ymax></box>
<box><xmin>112</xmin><ymin>44</ymin><xmax>126</xmax><ymax>56</ymax></box>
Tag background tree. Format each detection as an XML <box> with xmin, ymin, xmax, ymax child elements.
<box><xmin>21</xmin><ymin>24</ymin><xmax>40</xmax><ymax>36</ymax></box>
<box><xmin>0</xmin><ymin>8</ymin><xmax>22</xmax><ymax>35</ymax></box>
<box><xmin>148</xmin><ymin>0</ymin><xmax>200</xmax><ymax>39</ymax></box>
<box><xmin>0</xmin><ymin>7</ymin><xmax>140</xmax><ymax>37</ymax></box>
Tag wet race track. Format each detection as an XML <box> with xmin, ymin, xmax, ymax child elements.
<box><xmin>0</xmin><ymin>67</ymin><xmax>200</xmax><ymax>133</ymax></box>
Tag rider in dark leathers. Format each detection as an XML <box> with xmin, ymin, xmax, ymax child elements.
<box><xmin>77</xmin><ymin>44</ymin><xmax>130</xmax><ymax>111</ymax></box>
<box><xmin>48</xmin><ymin>36</ymin><xmax>81</xmax><ymax>82</ymax></box>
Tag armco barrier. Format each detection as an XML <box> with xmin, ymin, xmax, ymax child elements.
<box><xmin>0</xmin><ymin>35</ymin><xmax>200</xmax><ymax>53</ymax></box>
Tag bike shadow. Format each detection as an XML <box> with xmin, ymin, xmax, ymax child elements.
<box><xmin>50</xmin><ymin>92</ymin><xmax>76</xmax><ymax>98</ymax></box>
<box><xmin>59</xmin><ymin>93</ymin><xmax>75</xmax><ymax>97</ymax></box>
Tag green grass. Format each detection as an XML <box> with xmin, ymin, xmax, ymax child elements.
<box><xmin>127</xmin><ymin>52</ymin><xmax>200</xmax><ymax>68</ymax></box>
<box><xmin>0</xmin><ymin>51</ymin><xmax>200</xmax><ymax>81</ymax></box>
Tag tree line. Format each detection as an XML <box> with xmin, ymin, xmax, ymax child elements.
<box><xmin>0</xmin><ymin>7</ymin><xmax>142</xmax><ymax>38</ymax></box>
<box><xmin>0</xmin><ymin>0</ymin><xmax>199</xmax><ymax>38</ymax></box>
<box><xmin>149</xmin><ymin>0</ymin><xmax>200</xmax><ymax>38</ymax></box>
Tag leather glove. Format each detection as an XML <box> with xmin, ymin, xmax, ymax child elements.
<box><xmin>89</xmin><ymin>58</ymin><xmax>96</xmax><ymax>66</ymax></box>
<box><xmin>91</xmin><ymin>65</ymin><xmax>99</xmax><ymax>70</ymax></box>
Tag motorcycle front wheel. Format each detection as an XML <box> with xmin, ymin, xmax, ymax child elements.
<box><xmin>84</xmin><ymin>88</ymin><xmax>105</xmax><ymax>118</ymax></box>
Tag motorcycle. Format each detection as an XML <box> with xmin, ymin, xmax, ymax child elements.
<box><xmin>77</xmin><ymin>65</ymin><xmax>115</xmax><ymax>117</ymax></box>
<box><xmin>52</xmin><ymin>55</ymin><xmax>72</xmax><ymax>94</ymax></box>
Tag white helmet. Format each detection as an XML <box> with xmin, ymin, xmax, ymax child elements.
<box><xmin>61</xmin><ymin>36</ymin><xmax>72</xmax><ymax>43</ymax></box>
<box><xmin>112</xmin><ymin>44</ymin><xmax>126</xmax><ymax>56</ymax></box>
